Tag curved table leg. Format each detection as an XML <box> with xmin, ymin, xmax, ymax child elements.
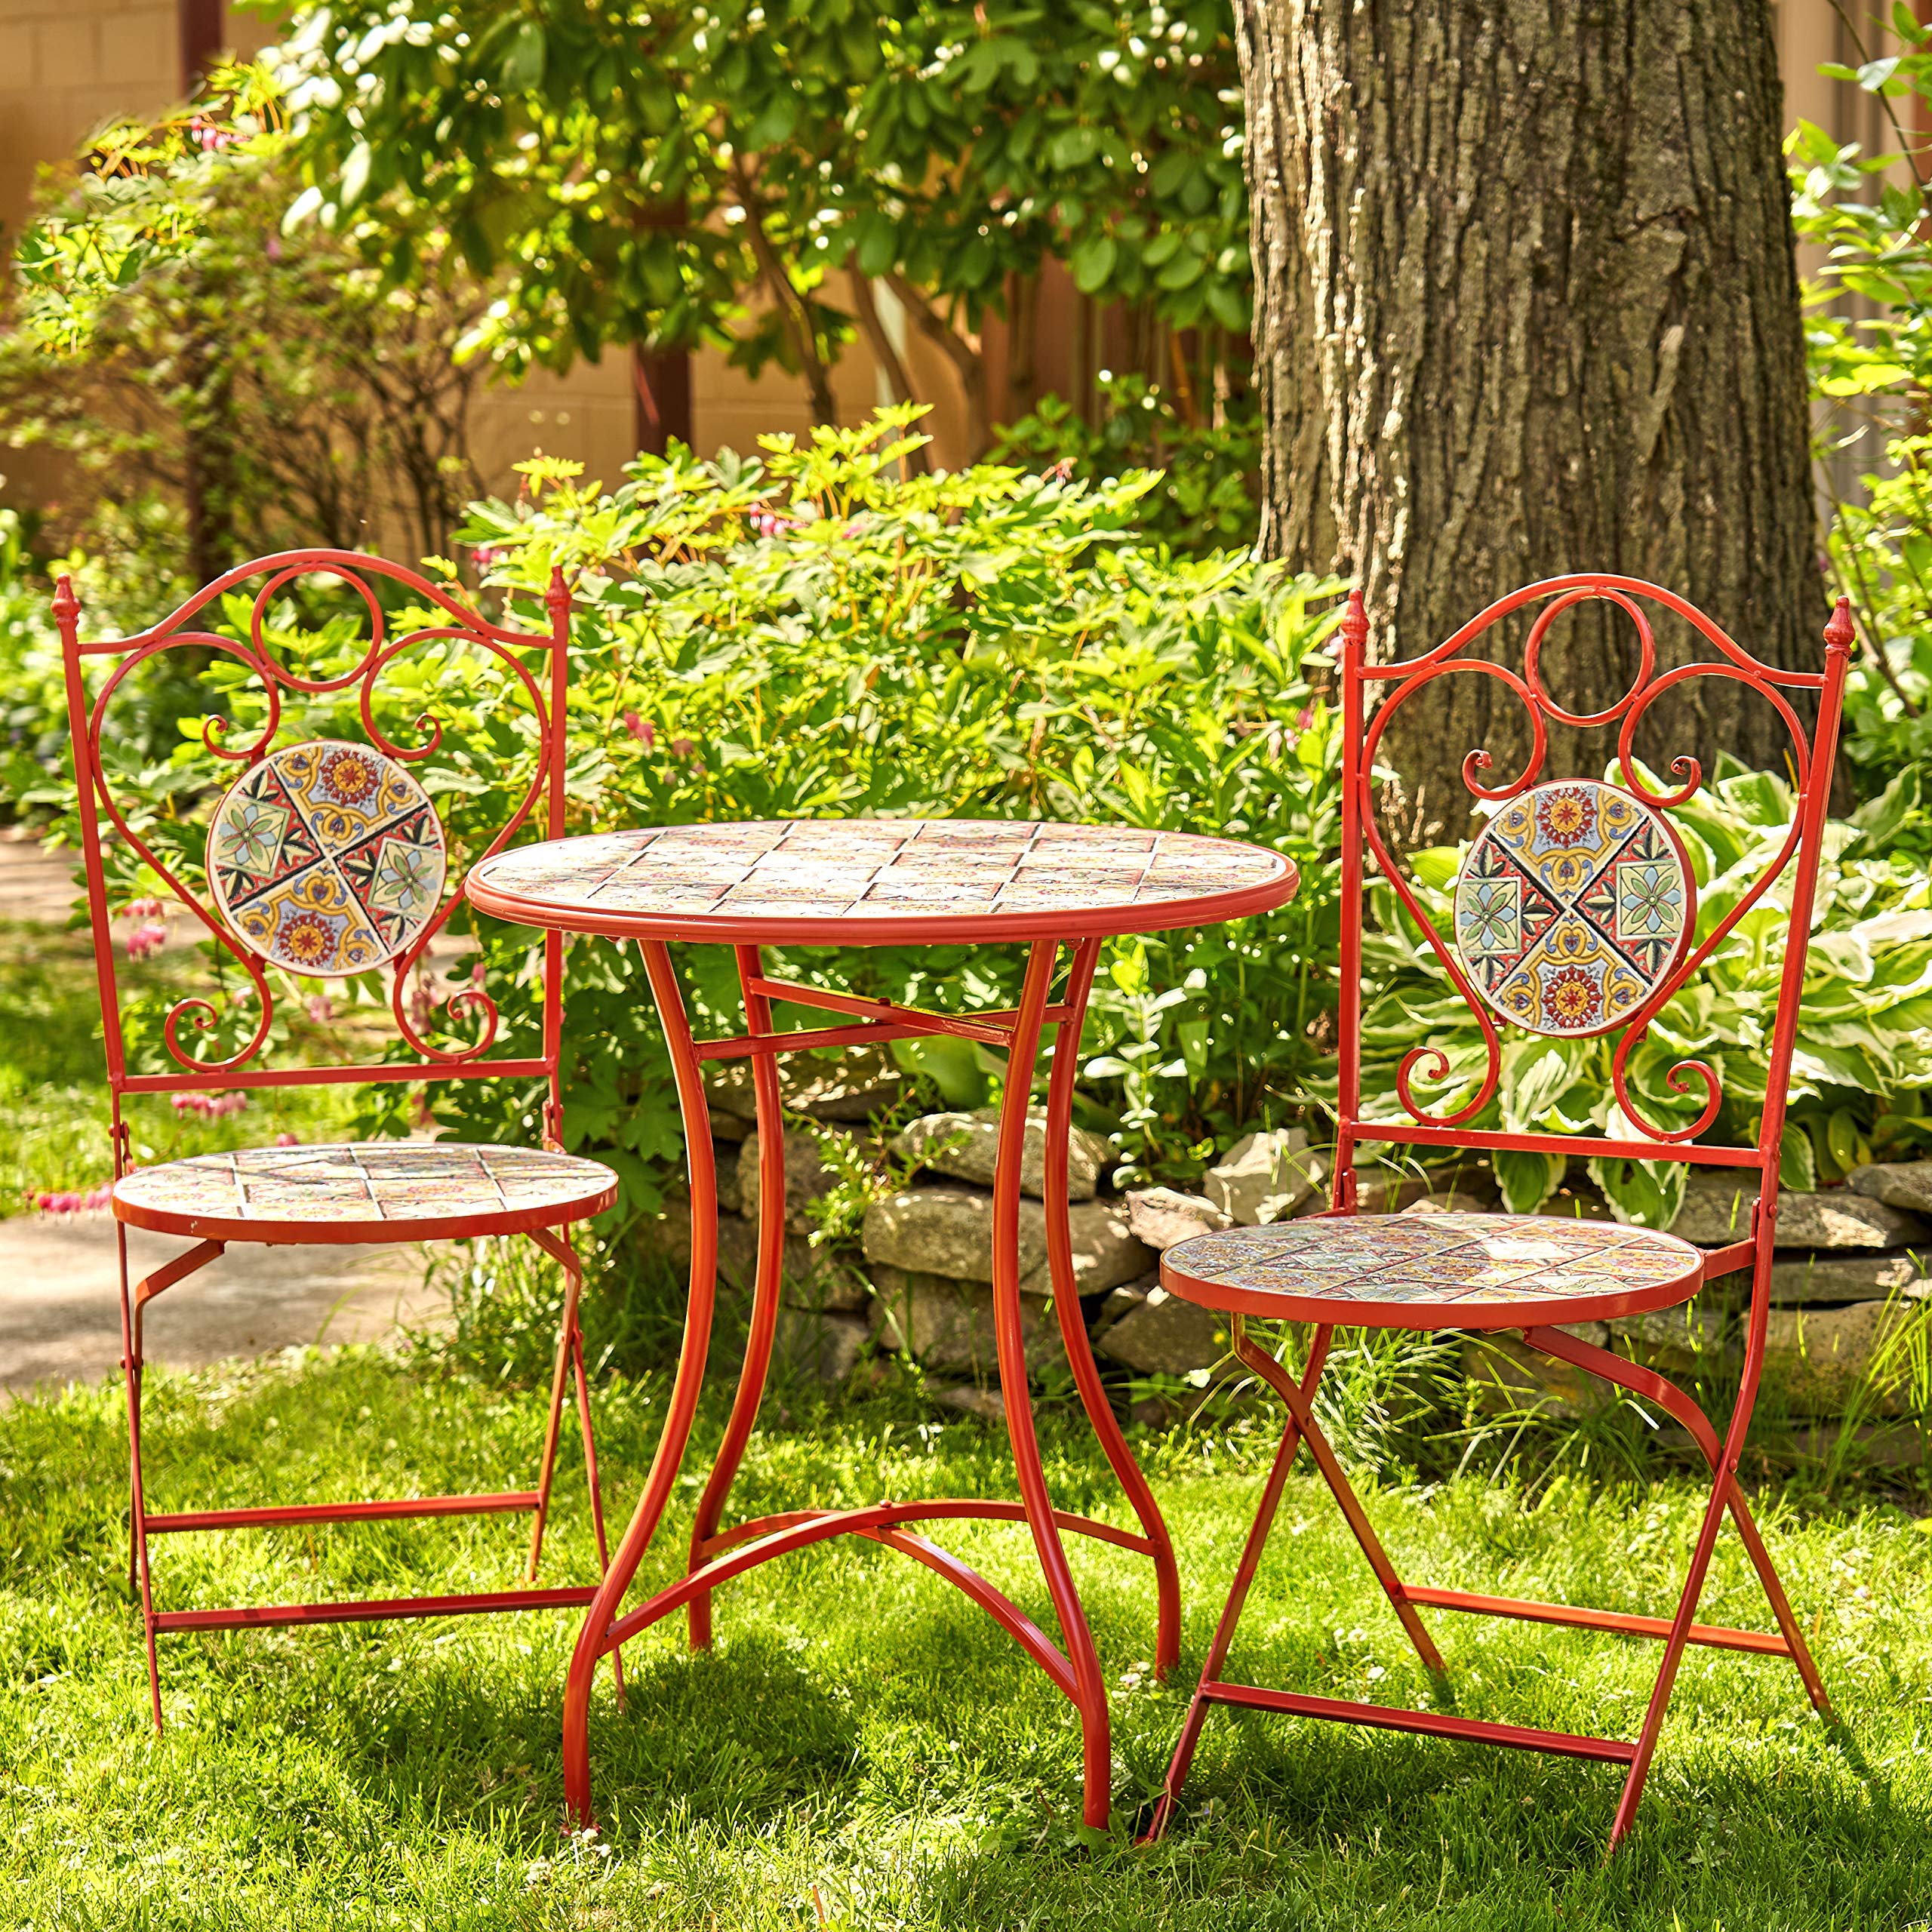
<box><xmin>561</xmin><ymin>939</ymin><xmax>719</xmax><ymax>1827</ymax></box>
<box><xmin>997</xmin><ymin>938</ymin><xmax>1114</xmax><ymax>1830</ymax></box>
<box><xmin>687</xmin><ymin>943</ymin><xmax>786</xmax><ymax>1650</ymax></box>
<box><xmin>1041</xmin><ymin>935</ymin><xmax>1181</xmax><ymax>1679</ymax></box>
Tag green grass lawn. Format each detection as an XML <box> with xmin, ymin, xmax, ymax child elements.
<box><xmin>3</xmin><ymin>1347</ymin><xmax>1930</xmax><ymax>1930</ymax></box>
<box><xmin>0</xmin><ymin>918</ymin><xmax>363</xmax><ymax>1211</ymax></box>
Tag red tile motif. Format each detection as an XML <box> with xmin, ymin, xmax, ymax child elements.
<box><xmin>470</xmin><ymin>820</ymin><xmax>1288</xmax><ymax>928</ymax></box>
<box><xmin>207</xmin><ymin>740</ymin><xmax>448</xmax><ymax>975</ymax></box>
<box><xmin>114</xmin><ymin>1143</ymin><xmax>614</xmax><ymax>1229</ymax></box>
<box><xmin>1164</xmin><ymin>1211</ymin><xmax>1701</xmax><ymax>1314</ymax></box>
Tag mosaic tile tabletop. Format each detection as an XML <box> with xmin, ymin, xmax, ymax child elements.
<box><xmin>114</xmin><ymin>1143</ymin><xmax>616</xmax><ymax>1233</ymax></box>
<box><xmin>208</xmin><ymin>740</ymin><xmax>447</xmax><ymax>976</ymax></box>
<box><xmin>468</xmin><ymin>820</ymin><xmax>1294</xmax><ymax>939</ymax></box>
<box><xmin>1163</xmin><ymin>1211</ymin><xmax>1703</xmax><ymax>1325</ymax></box>
<box><xmin>1452</xmin><ymin>780</ymin><xmax>1693</xmax><ymax>1038</ymax></box>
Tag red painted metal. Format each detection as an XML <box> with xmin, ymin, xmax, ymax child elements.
<box><xmin>1149</xmin><ymin>578</ymin><xmax>1856</xmax><ymax>1854</ymax></box>
<box><xmin>491</xmin><ymin>828</ymin><xmax>1297</xmax><ymax>1833</ymax></box>
<box><xmin>146</xmin><ymin>1494</ymin><xmax>541</xmax><ymax>1534</ymax></box>
<box><xmin>1196</xmin><ymin>1684</ymin><xmax>1638</xmax><ymax>1764</ymax></box>
<box><xmin>154</xmin><ymin>1586</ymin><xmax>602</xmax><ymax>1632</ymax></box>
<box><xmin>698</xmin><ymin>1502</ymin><xmax>1155</xmax><ymax>1560</ymax></box>
<box><xmin>1400</xmin><ymin>1588</ymin><xmax>1793</xmax><ymax>1657</ymax></box>
<box><xmin>58</xmin><ymin>552</ymin><xmax>620</xmax><ymax>1730</ymax></box>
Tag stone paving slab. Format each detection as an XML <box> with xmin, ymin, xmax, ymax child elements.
<box><xmin>0</xmin><ymin>1213</ymin><xmax>445</xmax><ymax>1401</ymax></box>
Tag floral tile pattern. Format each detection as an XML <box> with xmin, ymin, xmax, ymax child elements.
<box><xmin>207</xmin><ymin>740</ymin><xmax>447</xmax><ymax>976</ymax></box>
<box><xmin>1165</xmin><ymin>1211</ymin><xmax>1701</xmax><ymax>1313</ymax></box>
<box><xmin>114</xmin><ymin>1143</ymin><xmax>614</xmax><ymax>1228</ymax></box>
<box><xmin>1451</xmin><ymin>781</ymin><xmax>1692</xmax><ymax>1037</ymax></box>
<box><xmin>469</xmin><ymin>820</ymin><xmax>1289</xmax><ymax>930</ymax></box>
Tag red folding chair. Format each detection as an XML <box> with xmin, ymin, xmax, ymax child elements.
<box><xmin>1147</xmin><ymin>577</ymin><xmax>1853</xmax><ymax>1850</ymax></box>
<box><xmin>57</xmin><ymin>551</ymin><xmax>623</xmax><ymax>1729</ymax></box>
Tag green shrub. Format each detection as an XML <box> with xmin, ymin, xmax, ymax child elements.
<box><xmin>404</xmin><ymin>409</ymin><xmax>1343</xmax><ymax>1203</ymax></box>
<box><xmin>989</xmin><ymin>374</ymin><xmax>1260</xmax><ymax>553</ymax></box>
<box><xmin>1357</xmin><ymin>757</ymin><xmax>1932</xmax><ymax>1223</ymax></box>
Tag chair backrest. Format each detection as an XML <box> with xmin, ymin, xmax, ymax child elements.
<box><xmin>1331</xmin><ymin>574</ymin><xmax>1854</xmax><ymax>1261</ymax></box>
<box><xmin>58</xmin><ymin>549</ymin><xmax>572</xmax><ymax>1174</ymax></box>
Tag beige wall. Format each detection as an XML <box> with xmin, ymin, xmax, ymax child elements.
<box><xmin>0</xmin><ymin>0</ymin><xmax>1913</xmax><ymax>514</ymax></box>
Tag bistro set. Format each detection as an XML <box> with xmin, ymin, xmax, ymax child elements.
<box><xmin>56</xmin><ymin>550</ymin><xmax>1854</xmax><ymax>1850</ymax></box>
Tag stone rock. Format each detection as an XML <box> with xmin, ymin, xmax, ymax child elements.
<box><xmin>655</xmin><ymin>1201</ymin><xmax>866</xmax><ymax>1307</ymax></box>
<box><xmin>774</xmin><ymin>1307</ymin><xmax>869</xmax><ymax>1384</ymax></box>
<box><xmin>1669</xmin><ymin>1171</ymin><xmax>1927</xmax><ymax>1249</ymax></box>
<box><xmin>869</xmin><ymin>1268</ymin><xmax>1066</xmax><ymax>1377</ymax></box>
<box><xmin>1848</xmin><ymin>1160</ymin><xmax>1932</xmax><ymax>1216</ymax></box>
<box><xmin>860</xmin><ymin>1187</ymin><xmax>1152</xmax><ymax>1294</ymax></box>
<box><xmin>701</xmin><ymin>1045</ymin><xmax>901</xmax><ymax>1136</ymax></box>
<box><xmin>1201</xmin><ymin>1128</ymin><xmax>1328</xmax><ymax>1225</ymax></box>
<box><xmin>863</xmin><ymin>1186</ymin><xmax>1046</xmax><ymax>1284</ymax></box>
<box><xmin>1763</xmin><ymin>1300</ymin><xmax>1923</xmax><ymax>1417</ymax></box>
<box><xmin>1091</xmin><ymin>1272</ymin><xmax>1159</xmax><ymax>1346</ymax></box>
<box><xmin>1400</xmin><ymin>1192</ymin><xmax>1494</xmax><ymax>1217</ymax></box>
<box><xmin>890</xmin><ymin>1106</ymin><xmax>1108</xmax><ymax>1201</ymax></box>
<box><xmin>1604</xmin><ymin>1301</ymin><xmax>1730</xmax><ymax>1374</ymax></box>
<box><xmin>1464</xmin><ymin>1335</ymin><xmax>1615</xmax><ymax>1419</ymax></box>
<box><xmin>933</xmin><ymin>1382</ymin><xmax>1006</xmax><ymax>1422</ymax></box>
<box><xmin>1095</xmin><ymin>1282</ymin><xmax>1224</xmax><ymax>1376</ymax></box>
<box><xmin>1125</xmin><ymin>1188</ymin><xmax>1232</xmax><ymax>1253</ymax></box>
<box><xmin>1358</xmin><ymin>1168</ymin><xmax>1499</xmax><ymax>1214</ymax></box>
<box><xmin>715</xmin><ymin>1143</ymin><xmax>745</xmax><ymax>1216</ymax></box>
<box><xmin>738</xmin><ymin>1128</ymin><xmax>854</xmax><ymax>1235</ymax></box>
<box><xmin>1767</xmin><ymin>1249</ymin><xmax>1932</xmax><ymax>1307</ymax></box>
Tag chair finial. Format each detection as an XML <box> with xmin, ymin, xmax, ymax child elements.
<box><xmin>1342</xmin><ymin>586</ymin><xmax>1367</xmax><ymax>654</ymax></box>
<box><xmin>1824</xmin><ymin>594</ymin><xmax>1854</xmax><ymax>657</ymax></box>
<box><xmin>545</xmin><ymin>565</ymin><xmax>571</xmax><ymax>624</ymax></box>
<box><xmin>51</xmin><ymin>573</ymin><xmax>79</xmax><ymax>627</ymax></box>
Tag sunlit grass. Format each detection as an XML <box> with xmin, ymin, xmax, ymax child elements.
<box><xmin>0</xmin><ymin>920</ymin><xmax>359</xmax><ymax>1211</ymax></box>
<box><xmin>2</xmin><ymin>1348</ymin><xmax>1929</xmax><ymax>1929</ymax></box>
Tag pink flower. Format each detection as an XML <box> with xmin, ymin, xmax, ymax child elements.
<box><xmin>125</xmin><ymin>922</ymin><xmax>167</xmax><ymax>961</ymax></box>
<box><xmin>1296</xmin><ymin>706</ymin><xmax>1314</xmax><ymax>731</ymax></box>
<box><xmin>275</xmin><ymin>1131</ymin><xmax>300</xmax><ymax>1146</ymax></box>
<box><xmin>171</xmin><ymin>1092</ymin><xmax>248</xmax><ymax>1119</ymax></box>
<box><xmin>470</xmin><ymin>958</ymin><xmax>488</xmax><ymax>986</ymax></box>
<box><xmin>670</xmin><ymin>737</ymin><xmax>695</xmax><ymax>759</ymax></box>
<box><xmin>32</xmin><ymin>1184</ymin><xmax>107</xmax><ymax>1214</ymax></box>
<box><xmin>306</xmin><ymin>994</ymin><xmax>334</xmax><ymax>1023</ymax></box>
<box><xmin>472</xmin><ymin>544</ymin><xmax>505</xmax><ymax>571</ymax></box>
<box><xmin>1044</xmin><ymin>458</ymin><xmax>1075</xmax><ymax>483</ymax></box>
<box><xmin>127</xmin><ymin>897</ymin><xmax>163</xmax><ymax>919</ymax></box>
<box><xmin>622</xmin><ymin>710</ymin><xmax>655</xmax><ymax>747</ymax></box>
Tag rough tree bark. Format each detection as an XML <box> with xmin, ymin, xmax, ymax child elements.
<box><xmin>1238</xmin><ymin>0</ymin><xmax>1820</xmax><ymax>836</ymax></box>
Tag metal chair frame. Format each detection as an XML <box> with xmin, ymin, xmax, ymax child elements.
<box><xmin>1149</xmin><ymin>576</ymin><xmax>1855</xmax><ymax>1850</ymax></box>
<box><xmin>57</xmin><ymin>550</ymin><xmax>621</xmax><ymax>1727</ymax></box>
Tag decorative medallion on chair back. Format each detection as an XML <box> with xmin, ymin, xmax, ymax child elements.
<box><xmin>1451</xmin><ymin>778</ymin><xmax>1694</xmax><ymax>1038</ymax></box>
<box><xmin>207</xmin><ymin>740</ymin><xmax>448</xmax><ymax>976</ymax></box>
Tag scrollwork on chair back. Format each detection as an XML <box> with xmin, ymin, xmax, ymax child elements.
<box><xmin>57</xmin><ymin>549</ymin><xmax>571</xmax><ymax>1091</ymax></box>
<box><xmin>1340</xmin><ymin>575</ymin><xmax>1854</xmax><ymax>1151</ymax></box>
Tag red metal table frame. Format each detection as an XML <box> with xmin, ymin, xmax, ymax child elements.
<box><xmin>468</xmin><ymin>818</ymin><xmax>1298</xmax><ymax>1829</ymax></box>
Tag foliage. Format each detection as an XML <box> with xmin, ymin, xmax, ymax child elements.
<box><xmin>1356</xmin><ymin>758</ymin><xmax>1932</xmax><ymax>1223</ymax></box>
<box><xmin>410</xmin><ymin>409</ymin><xmax>1340</xmax><ymax>1204</ymax></box>
<box><xmin>0</xmin><ymin>63</ymin><xmax>488</xmax><ymax>595</ymax></box>
<box><xmin>1788</xmin><ymin>26</ymin><xmax>1932</xmax><ymax>826</ymax></box>
<box><xmin>266</xmin><ymin>0</ymin><xmax>1249</xmax><ymax>445</ymax></box>
<box><xmin>990</xmin><ymin>373</ymin><xmax>1260</xmax><ymax>553</ymax></box>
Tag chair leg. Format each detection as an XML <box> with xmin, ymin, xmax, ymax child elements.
<box><xmin>527</xmin><ymin>1234</ymin><xmax>581</xmax><ymax>1583</ymax></box>
<box><xmin>1523</xmin><ymin>1324</ymin><xmax>1833</xmax><ymax>1721</ymax></box>
<box><xmin>1143</xmin><ymin>1324</ymin><xmax>1334</xmax><ymax>1842</ymax></box>
<box><xmin>571</xmin><ymin>1322</ymin><xmax>625</xmax><ymax>1707</ymax></box>
<box><xmin>117</xmin><ymin>1230</ymin><xmax>162</xmax><ymax>1734</ymax></box>
<box><xmin>1234</xmin><ymin>1321</ymin><xmax>1444</xmax><ymax>1677</ymax></box>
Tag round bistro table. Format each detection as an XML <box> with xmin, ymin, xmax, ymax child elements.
<box><xmin>466</xmin><ymin>817</ymin><xmax>1298</xmax><ymax>1829</ymax></box>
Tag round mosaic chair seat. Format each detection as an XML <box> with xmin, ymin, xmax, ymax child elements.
<box><xmin>1160</xmin><ymin>1211</ymin><xmax>1705</xmax><ymax>1333</ymax></box>
<box><xmin>113</xmin><ymin>1143</ymin><xmax>618</xmax><ymax>1244</ymax></box>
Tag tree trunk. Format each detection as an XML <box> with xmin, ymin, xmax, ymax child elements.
<box><xmin>1239</xmin><ymin>0</ymin><xmax>1820</xmax><ymax>838</ymax></box>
